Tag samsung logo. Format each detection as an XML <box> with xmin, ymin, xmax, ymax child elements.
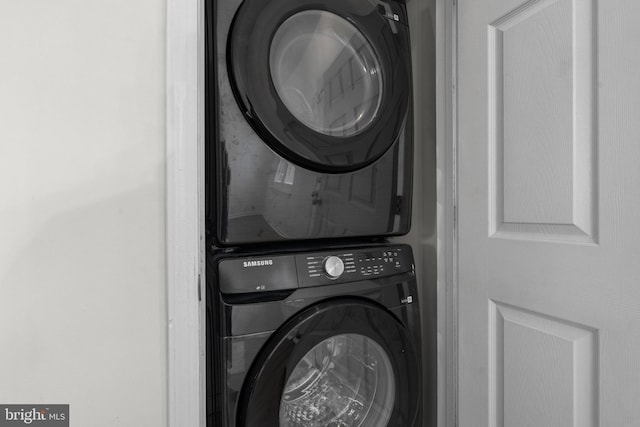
<box><xmin>243</xmin><ymin>259</ymin><xmax>274</xmax><ymax>268</ymax></box>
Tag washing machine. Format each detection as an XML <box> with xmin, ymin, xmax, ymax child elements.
<box><xmin>206</xmin><ymin>244</ymin><xmax>422</xmax><ymax>426</ymax></box>
<box><xmin>205</xmin><ymin>0</ymin><xmax>414</xmax><ymax>246</ymax></box>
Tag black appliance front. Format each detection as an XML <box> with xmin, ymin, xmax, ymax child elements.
<box><xmin>207</xmin><ymin>244</ymin><xmax>422</xmax><ymax>426</ymax></box>
<box><xmin>206</xmin><ymin>0</ymin><xmax>413</xmax><ymax>246</ymax></box>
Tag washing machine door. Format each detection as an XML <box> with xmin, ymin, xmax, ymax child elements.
<box><xmin>228</xmin><ymin>0</ymin><xmax>411</xmax><ymax>173</ymax></box>
<box><xmin>236</xmin><ymin>299</ymin><xmax>421</xmax><ymax>427</ymax></box>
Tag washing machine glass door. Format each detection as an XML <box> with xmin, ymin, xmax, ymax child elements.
<box><xmin>279</xmin><ymin>333</ymin><xmax>395</xmax><ymax>427</ymax></box>
<box><xmin>228</xmin><ymin>0</ymin><xmax>411</xmax><ymax>173</ymax></box>
<box><xmin>236</xmin><ymin>299</ymin><xmax>421</xmax><ymax>427</ymax></box>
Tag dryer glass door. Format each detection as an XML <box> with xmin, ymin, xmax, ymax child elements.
<box><xmin>269</xmin><ymin>11</ymin><xmax>383</xmax><ymax>138</ymax></box>
<box><xmin>228</xmin><ymin>0</ymin><xmax>411</xmax><ymax>173</ymax></box>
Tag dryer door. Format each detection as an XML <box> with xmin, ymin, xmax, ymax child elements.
<box><xmin>236</xmin><ymin>299</ymin><xmax>421</xmax><ymax>427</ymax></box>
<box><xmin>228</xmin><ymin>0</ymin><xmax>411</xmax><ymax>173</ymax></box>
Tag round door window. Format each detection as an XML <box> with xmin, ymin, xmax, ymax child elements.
<box><xmin>269</xmin><ymin>10</ymin><xmax>383</xmax><ymax>137</ymax></box>
<box><xmin>279</xmin><ymin>334</ymin><xmax>395</xmax><ymax>427</ymax></box>
<box><xmin>228</xmin><ymin>0</ymin><xmax>411</xmax><ymax>172</ymax></box>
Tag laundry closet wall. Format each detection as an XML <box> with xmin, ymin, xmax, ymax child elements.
<box><xmin>0</xmin><ymin>1</ymin><xmax>167</xmax><ymax>426</ymax></box>
<box><xmin>395</xmin><ymin>0</ymin><xmax>438</xmax><ymax>426</ymax></box>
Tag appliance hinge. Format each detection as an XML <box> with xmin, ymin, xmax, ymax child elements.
<box><xmin>197</xmin><ymin>274</ymin><xmax>202</xmax><ymax>302</ymax></box>
<box><xmin>395</xmin><ymin>195</ymin><xmax>403</xmax><ymax>214</ymax></box>
<box><xmin>453</xmin><ymin>204</ymin><xmax>457</xmax><ymax>227</ymax></box>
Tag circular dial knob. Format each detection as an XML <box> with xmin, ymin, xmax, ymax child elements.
<box><xmin>324</xmin><ymin>256</ymin><xmax>345</xmax><ymax>279</ymax></box>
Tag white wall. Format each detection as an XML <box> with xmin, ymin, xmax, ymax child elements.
<box><xmin>0</xmin><ymin>1</ymin><xmax>167</xmax><ymax>426</ymax></box>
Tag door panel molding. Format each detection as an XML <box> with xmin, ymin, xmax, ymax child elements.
<box><xmin>487</xmin><ymin>0</ymin><xmax>599</xmax><ymax>244</ymax></box>
<box><xmin>489</xmin><ymin>300</ymin><xmax>599</xmax><ymax>427</ymax></box>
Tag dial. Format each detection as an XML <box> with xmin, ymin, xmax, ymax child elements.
<box><xmin>324</xmin><ymin>256</ymin><xmax>345</xmax><ymax>279</ymax></box>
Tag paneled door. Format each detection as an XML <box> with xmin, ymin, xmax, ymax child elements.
<box><xmin>457</xmin><ymin>0</ymin><xmax>640</xmax><ymax>426</ymax></box>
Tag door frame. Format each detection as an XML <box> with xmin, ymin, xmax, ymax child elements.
<box><xmin>165</xmin><ymin>0</ymin><xmax>458</xmax><ymax>426</ymax></box>
<box><xmin>166</xmin><ymin>0</ymin><xmax>205</xmax><ymax>425</ymax></box>
<box><xmin>436</xmin><ymin>0</ymin><xmax>458</xmax><ymax>426</ymax></box>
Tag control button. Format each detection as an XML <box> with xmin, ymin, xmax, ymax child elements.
<box><xmin>324</xmin><ymin>256</ymin><xmax>345</xmax><ymax>279</ymax></box>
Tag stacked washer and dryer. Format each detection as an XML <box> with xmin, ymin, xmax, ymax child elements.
<box><xmin>205</xmin><ymin>0</ymin><xmax>424</xmax><ymax>426</ymax></box>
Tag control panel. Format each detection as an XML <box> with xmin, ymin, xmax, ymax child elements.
<box><xmin>356</xmin><ymin>249</ymin><xmax>405</xmax><ymax>276</ymax></box>
<box><xmin>295</xmin><ymin>246</ymin><xmax>413</xmax><ymax>288</ymax></box>
<box><xmin>302</xmin><ymin>253</ymin><xmax>356</xmax><ymax>279</ymax></box>
<box><xmin>217</xmin><ymin>245</ymin><xmax>414</xmax><ymax>294</ymax></box>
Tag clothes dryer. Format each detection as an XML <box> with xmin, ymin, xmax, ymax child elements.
<box><xmin>206</xmin><ymin>244</ymin><xmax>422</xmax><ymax>426</ymax></box>
<box><xmin>206</xmin><ymin>0</ymin><xmax>414</xmax><ymax>246</ymax></box>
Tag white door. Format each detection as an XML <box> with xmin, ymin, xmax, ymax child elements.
<box><xmin>457</xmin><ymin>0</ymin><xmax>640</xmax><ymax>425</ymax></box>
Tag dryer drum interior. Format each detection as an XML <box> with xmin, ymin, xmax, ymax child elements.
<box><xmin>269</xmin><ymin>11</ymin><xmax>384</xmax><ymax>140</ymax></box>
<box><xmin>206</xmin><ymin>0</ymin><xmax>414</xmax><ymax>246</ymax></box>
